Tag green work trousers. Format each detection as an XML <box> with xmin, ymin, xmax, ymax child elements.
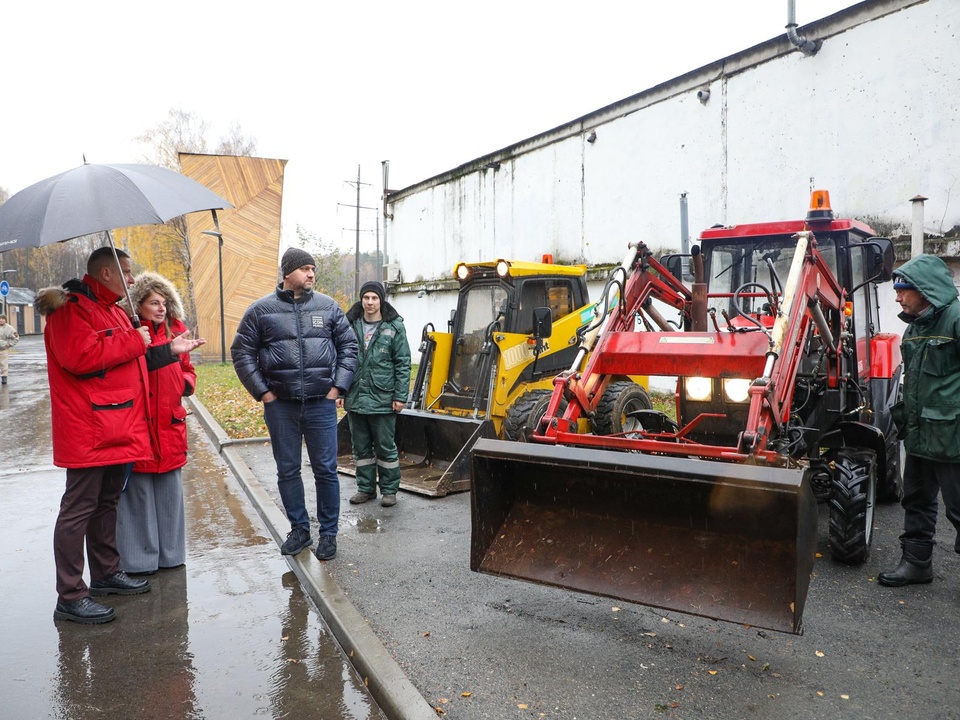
<box><xmin>347</xmin><ymin>412</ymin><xmax>401</xmax><ymax>495</ymax></box>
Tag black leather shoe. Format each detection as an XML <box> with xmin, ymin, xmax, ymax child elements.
<box><xmin>90</xmin><ymin>571</ymin><xmax>151</xmax><ymax>596</ymax></box>
<box><xmin>878</xmin><ymin>559</ymin><xmax>933</xmax><ymax>587</ymax></box>
<box><xmin>54</xmin><ymin>597</ymin><xmax>116</xmax><ymax>624</ymax></box>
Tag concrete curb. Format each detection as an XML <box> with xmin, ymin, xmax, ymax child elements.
<box><xmin>187</xmin><ymin>396</ymin><xmax>438</xmax><ymax>720</ymax></box>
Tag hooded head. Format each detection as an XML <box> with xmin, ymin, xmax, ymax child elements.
<box><xmin>893</xmin><ymin>254</ymin><xmax>959</xmax><ymax>312</ymax></box>
<box><xmin>122</xmin><ymin>272</ymin><xmax>186</xmax><ymax>327</ymax></box>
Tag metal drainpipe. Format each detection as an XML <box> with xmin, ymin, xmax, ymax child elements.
<box><xmin>911</xmin><ymin>195</ymin><xmax>928</xmax><ymax>258</ymax></box>
<box><xmin>680</xmin><ymin>193</ymin><xmax>690</xmax><ymax>255</ymax></box>
<box><xmin>787</xmin><ymin>0</ymin><xmax>821</xmax><ymax>55</ymax></box>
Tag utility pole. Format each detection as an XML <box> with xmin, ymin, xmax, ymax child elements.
<box><xmin>344</xmin><ymin>165</ymin><xmax>372</xmax><ymax>296</ymax></box>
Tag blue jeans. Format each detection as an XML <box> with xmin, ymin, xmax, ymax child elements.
<box><xmin>263</xmin><ymin>398</ymin><xmax>340</xmax><ymax>536</ymax></box>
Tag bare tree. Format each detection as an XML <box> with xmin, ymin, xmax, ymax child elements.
<box><xmin>135</xmin><ymin>107</ymin><xmax>257</xmax><ymax>326</ymax></box>
<box><xmin>216</xmin><ymin>122</ymin><xmax>258</xmax><ymax>157</ymax></box>
<box><xmin>136</xmin><ymin>107</ymin><xmax>210</xmax><ymax>171</ymax></box>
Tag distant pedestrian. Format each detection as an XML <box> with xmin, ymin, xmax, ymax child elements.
<box><xmin>117</xmin><ymin>272</ymin><xmax>200</xmax><ymax>576</ymax></box>
<box><xmin>339</xmin><ymin>280</ymin><xmax>410</xmax><ymax>507</ymax></box>
<box><xmin>0</xmin><ymin>315</ymin><xmax>19</xmax><ymax>385</ymax></box>
<box><xmin>37</xmin><ymin>247</ymin><xmax>204</xmax><ymax>625</ymax></box>
<box><xmin>879</xmin><ymin>254</ymin><xmax>960</xmax><ymax>587</ymax></box>
<box><xmin>231</xmin><ymin>247</ymin><xmax>358</xmax><ymax>561</ymax></box>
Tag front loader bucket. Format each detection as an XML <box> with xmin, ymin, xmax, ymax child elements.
<box><xmin>338</xmin><ymin>410</ymin><xmax>496</xmax><ymax>497</ymax></box>
<box><xmin>470</xmin><ymin>439</ymin><xmax>817</xmax><ymax>634</ymax></box>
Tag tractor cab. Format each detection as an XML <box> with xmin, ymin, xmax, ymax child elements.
<box><xmin>438</xmin><ymin>259</ymin><xmax>589</xmax><ymax>412</ymax></box>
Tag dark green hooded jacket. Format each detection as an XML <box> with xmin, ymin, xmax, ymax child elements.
<box><xmin>343</xmin><ymin>300</ymin><xmax>411</xmax><ymax>414</ymax></box>
<box><xmin>893</xmin><ymin>254</ymin><xmax>960</xmax><ymax>461</ymax></box>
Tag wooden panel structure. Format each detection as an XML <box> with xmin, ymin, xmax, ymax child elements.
<box><xmin>180</xmin><ymin>153</ymin><xmax>287</xmax><ymax>363</ymax></box>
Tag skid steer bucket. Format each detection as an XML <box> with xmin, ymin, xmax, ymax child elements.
<box><xmin>338</xmin><ymin>410</ymin><xmax>497</xmax><ymax>497</ymax></box>
<box><xmin>470</xmin><ymin>439</ymin><xmax>818</xmax><ymax>634</ymax></box>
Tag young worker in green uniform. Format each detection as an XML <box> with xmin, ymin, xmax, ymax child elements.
<box><xmin>339</xmin><ymin>280</ymin><xmax>411</xmax><ymax>507</ymax></box>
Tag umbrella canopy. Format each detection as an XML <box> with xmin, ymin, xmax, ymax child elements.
<box><xmin>0</xmin><ymin>162</ymin><xmax>233</xmax><ymax>250</ymax></box>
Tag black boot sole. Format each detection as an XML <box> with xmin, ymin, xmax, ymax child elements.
<box><xmin>89</xmin><ymin>585</ymin><xmax>151</xmax><ymax>596</ymax></box>
<box><xmin>877</xmin><ymin>574</ymin><xmax>933</xmax><ymax>587</ymax></box>
<box><xmin>54</xmin><ymin>609</ymin><xmax>116</xmax><ymax>624</ymax></box>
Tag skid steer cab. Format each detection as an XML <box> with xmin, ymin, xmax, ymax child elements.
<box><xmin>337</xmin><ymin>257</ymin><xmax>648</xmax><ymax>497</ymax></box>
<box><xmin>471</xmin><ymin>190</ymin><xmax>902</xmax><ymax>634</ymax></box>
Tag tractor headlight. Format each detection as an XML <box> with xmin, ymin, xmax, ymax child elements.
<box><xmin>722</xmin><ymin>378</ymin><xmax>751</xmax><ymax>403</ymax></box>
<box><xmin>684</xmin><ymin>376</ymin><xmax>713</xmax><ymax>402</ymax></box>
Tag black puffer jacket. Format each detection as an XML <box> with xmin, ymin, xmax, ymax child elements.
<box><xmin>231</xmin><ymin>286</ymin><xmax>358</xmax><ymax>402</ymax></box>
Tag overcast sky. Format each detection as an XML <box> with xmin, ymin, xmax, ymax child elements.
<box><xmin>1</xmin><ymin>0</ymin><xmax>857</xmax><ymax>257</ymax></box>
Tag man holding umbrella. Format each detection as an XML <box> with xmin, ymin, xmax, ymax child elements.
<box><xmin>37</xmin><ymin>247</ymin><xmax>204</xmax><ymax>624</ymax></box>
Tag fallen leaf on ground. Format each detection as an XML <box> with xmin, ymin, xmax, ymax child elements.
<box><xmin>815</xmin><ymin>651</ymin><xmax>825</xmax><ymax>657</ymax></box>
<box><xmin>461</xmin><ymin>692</ymin><xmax>472</xmax><ymax>697</ymax></box>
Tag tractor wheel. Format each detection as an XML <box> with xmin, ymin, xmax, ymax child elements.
<box><xmin>828</xmin><ymin>448</ymin><xmax>877</xmax><ymax>565</ymax></box>
<box><xmin>503</xmin><ymin>390</ymin><xmax>566</xmax><ymax>442</ymax></box>
<box><xmin>592</xmin><ymin>381</ymin><xmax>653</xmax><ymax>435</ymax></box>
<box><xmin>876</xmin><ymin>383</ymin><xmax>904</xmax><ymax>504</ymax></box>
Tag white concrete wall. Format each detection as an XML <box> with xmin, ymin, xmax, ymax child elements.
<box><xmin>389</xmin><ymin>0</ymin><xmax>959</xmax><ymax>357</ymax></box>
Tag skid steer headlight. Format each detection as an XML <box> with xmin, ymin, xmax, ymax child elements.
<box><xmin>684</xmin><ymin>376</ymin><xmax>713</xmax><ymax>402</ymax></box>
<box><xmin>722</xmin><ymin>378</ymin><xmax>751</xmax><ymax>403</ymax></box>
<box><xmin>455</xmin><ymin>263</ymin><xmax>470</xmax><ymax>281</ymax></box>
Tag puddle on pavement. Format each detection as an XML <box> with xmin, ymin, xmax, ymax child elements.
<box><xmin>347</xmin><ymin>516</ymin><xmax>385</xmax><ymax>533</ymax></box>
<box><xmin>2</xmin><ymin>340</ymin><xmax>385</xmax><ymax>720</ymax></box>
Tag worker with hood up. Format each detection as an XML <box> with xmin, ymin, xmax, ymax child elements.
<box><xmin>879</xmin><ymin>253</ymin><xmax>960</xmax><ymax>587</ymax></box>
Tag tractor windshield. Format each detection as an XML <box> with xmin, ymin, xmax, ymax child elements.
<box><xmin>703</xmin><ymin>236</ymin><xmax>837</xmax><ymax>316</ymax></box>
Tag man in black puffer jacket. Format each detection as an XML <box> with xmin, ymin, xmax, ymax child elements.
<box><xmin>231</xmin><ymin>247</ymin><xmax>358</xmax><ymax>561</ymax></box>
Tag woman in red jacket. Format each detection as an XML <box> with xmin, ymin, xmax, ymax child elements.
<box><xmin>117</xmin><ymin>273</ymin><xmax>198</xmax><ymax>575</ymax></box>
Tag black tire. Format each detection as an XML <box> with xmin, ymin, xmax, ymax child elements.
<box><xmin>877</xmin><ymin>382</ymin><xmax>904</xmax><ymax>503</ymax></box>
<box><xmin>503</xmin><ymin>389</ymin><xmax>566</xmax><ymax>442</ymax></box>
<box><xmin>592</xmin><ymin>381</ymin><xmax>653</xmax><ymax>435</ymax></box>
<box><xmin>828</xmin><ymin>448</ymin><xmax>877</xmax><ymax>565</ymax></box>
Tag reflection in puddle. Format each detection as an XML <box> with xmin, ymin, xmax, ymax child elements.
<box><xmin>347</xmin><ymin>516</ymin><xmax>384</xmax><ymax>534</ymax></box>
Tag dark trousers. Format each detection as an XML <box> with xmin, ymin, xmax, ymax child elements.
<box><xmin>54</xmin><ymin>464</ymin><xmax>126</xmax><ymax>602</ymax></box>
<box><xmin>900</xmin><ymin>455</ymin><xmax>960</xmax><ymax>560</ymax></box>
<box><xmin>347</xmin><ymin>412</ymin><xmax>401</xmax><ymax>495</ymax></box>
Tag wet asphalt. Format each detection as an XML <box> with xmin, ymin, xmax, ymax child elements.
<box><xmin>3</xmin><ymin>333</ymin><xmax>960</xmax><ymax>720</ymax></box>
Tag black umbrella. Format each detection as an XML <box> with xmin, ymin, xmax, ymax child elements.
<box><xmin>0</xmin><ymin>162</ymin><xmax>233</xmax><ymax>324</ymax></box>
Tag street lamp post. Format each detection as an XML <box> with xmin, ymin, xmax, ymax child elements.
<box><xmin>201</xmin><ymin>211</ymin><xmax>226</xmax><ymax>363</ymax></box>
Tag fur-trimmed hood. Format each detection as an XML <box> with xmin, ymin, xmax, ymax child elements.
<box><xmin>35</xmin><ymin>285</ymin><xmax>71</xmax><ymax>316</ymax></box>
<box><xmin>121</xmin><ymin>272</ymin><xmax>186</xmax><ymax>322</ymax></box>
<box><xmin>35</xmin><ymin>277</ymin><xmax>101</xmax><ymax>316</ymax></box>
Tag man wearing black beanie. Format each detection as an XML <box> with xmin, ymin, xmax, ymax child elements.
<box><xmin>231</xmin><ymin>247</ymin><xmax>358</xmax><ymax>561</ymax></box>
<box><xmin>339</xmin><ymin>279</ymin><xmax>410</xmax><ymax>506</ymax></box>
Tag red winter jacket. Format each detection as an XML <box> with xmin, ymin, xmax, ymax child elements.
<box><xmin>135</xmin><ymin>317</ymin><xmax>196</xmax><ymax>474</ymax></box>
<box><xmin>36</xmin><ymin>276</ymin><xmax>152</xmax><ymax>469</ymax></box>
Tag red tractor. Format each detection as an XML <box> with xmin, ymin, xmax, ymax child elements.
<box><xmin>470</xmin><ymin>191</ymin><xmax>901</xmax><ymax>634</ymax></box>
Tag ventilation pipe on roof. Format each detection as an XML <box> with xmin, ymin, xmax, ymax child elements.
<box><xmin>786</xmin><ymin>0</ymin><xmax>821</xmax><ymax>55</ymax></box>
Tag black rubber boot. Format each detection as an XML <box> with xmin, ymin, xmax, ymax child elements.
<box><xmin>878</xmin><ymin>544</ymin><xmax>933</xmax><ymax>587</ymax></box>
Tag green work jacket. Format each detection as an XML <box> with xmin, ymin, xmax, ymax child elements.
<box><xmin>892</xmin><ymin>254</ymin><xmax>960</xmax><ymax>461</ymax></box>
<box><xmin>343</xmin><ymin>301</ymin><xmax>411</xmax><ymax>415</ymax></box>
